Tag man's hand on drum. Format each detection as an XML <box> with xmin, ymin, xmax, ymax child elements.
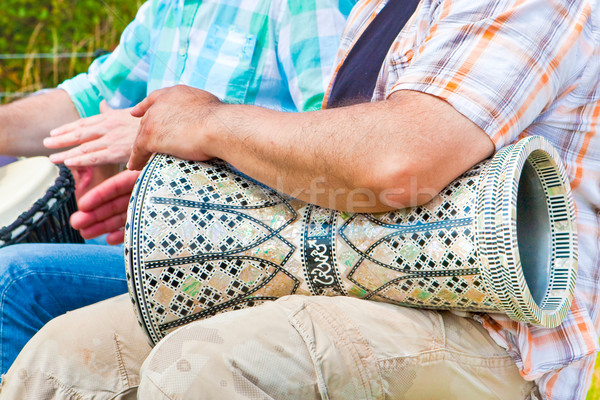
<box><xmin>43</xmin><ymin>100</ymin><xmax>137</xmax><ymax>166</ymax></box>
<box><xmin>128</xmin><ymin>85</ymin><xmax>222</xmax><ymax>170</ymax></box>
<box><xmin>69</xmin><ymin>169</ymin><xmax>140</xmax><ymax>245</ymax></box>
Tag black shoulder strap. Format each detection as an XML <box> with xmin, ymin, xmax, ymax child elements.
<box><xmin>327</xmin><ymin>0</ymin><xmax>421</xmax><ymax>108</ymax></box>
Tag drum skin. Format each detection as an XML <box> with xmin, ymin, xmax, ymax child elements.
<box><xmin>0</xmin><ymin>157</ymin><xmax>59</xmax><ymax>228</ymax></box>
<box><xmin>125</xmin><ymin>136</ymin><xmax>578</xmax><ymax>345</ymax></box>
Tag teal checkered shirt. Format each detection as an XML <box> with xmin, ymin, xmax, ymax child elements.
<box><xmin>59</xmin><ymin>0</ymin><xmax>353</xmax><ymax>116</ymax></box>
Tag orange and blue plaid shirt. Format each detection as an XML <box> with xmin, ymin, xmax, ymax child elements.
<box><xmin>325</xmin><ymin>0</ymin><xmax>600</xmax><ymax>398</ymax></box>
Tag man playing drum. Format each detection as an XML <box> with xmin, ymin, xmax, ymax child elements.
<box><xmin>3</xmin><ymin>0</ymin><xmax>600</xmax><ymax>399</ymax></box>
<box><xmin>0</xmin><ymin>0</ymin><xmax>351</xmax><ymax>380</ymax></box>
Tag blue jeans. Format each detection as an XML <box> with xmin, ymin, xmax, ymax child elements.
<box><xmin>0</xmin><ymin>243</ymin><xmax>127</xmax><ymax>374</ymax></box>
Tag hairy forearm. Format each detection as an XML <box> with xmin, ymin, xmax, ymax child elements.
<box><xmin>0</xmin><ymin>89</ymin><xmax>80</xmax><ymax>156</ymax></box>
<box><xmin>211</xmin><ymin>91</ymin><xmax>494</xmax><ymax>212</ymax></box>
<box><xmin>129</xmin><ymin>87</ymin><xmax>494</xmax><ymax>212</ymax></box>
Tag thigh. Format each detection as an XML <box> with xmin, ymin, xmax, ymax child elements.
<box><xmin>0</xmin><ymin>294</ymin><xmax>151</xmax><ymax>400</ymax></box>
<box><xmin>0</xmin><ymin>243</ymin><xmax>127</xmax><ymax>374</ymax></box>
<box><xmin>0</xmin><ymin>243</ymin><xmax>126</xmax><ymax>310</ymax></box>
<box><xmin>139</xmin><ymin>296</ymin><xmax>537</xmax><ymax>400</ymax></box>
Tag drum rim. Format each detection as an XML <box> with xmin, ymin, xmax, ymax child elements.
<box><xmin>0</xmin><ymin>164</ymin><xmax>79</xmax><ymax>244</ymax></box>
<box><xmin>126</xmin><ymin>153</ymin><xmax>164</xmax><ymax>346</ymax></box>
<box><xmin>476</xmin><ymin>135</ymin><xmax>578</xmax><ymax>328</ymax></box>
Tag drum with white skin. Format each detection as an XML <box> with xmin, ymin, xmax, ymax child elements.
<box><xmin>0</xmin><ymin>157</ymin><xmax>84</xmax><ymax>246</ymax></box>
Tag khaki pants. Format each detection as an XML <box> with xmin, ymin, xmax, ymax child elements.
<box><xmin>1</xmin><ymin>294</ymin><xmax>539</xmax><ymax>399</ymax></box>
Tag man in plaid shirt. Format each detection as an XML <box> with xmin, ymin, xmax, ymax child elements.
<box><xmin>3</xmin><ymin>0</ymin><xmax>599</xmax><ymax>399</ymax></box>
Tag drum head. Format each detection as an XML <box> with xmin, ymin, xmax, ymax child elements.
<box><xmin>0</xmin><ymin>157</ymin><xmax>59</xmax><ymax>228</ymax></box>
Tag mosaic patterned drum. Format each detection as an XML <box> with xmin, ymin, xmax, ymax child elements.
<box><xmin>125</xmin><ymin>135</ymin><xmax>578</xmax><ymax>345</ymax></box>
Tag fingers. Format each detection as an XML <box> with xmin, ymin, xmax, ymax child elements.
<box><xmin>46</xmin><ymin>106</ymin><xmax>135</xmax><ymax>155</ymax></box>
<box><xmin>127</xmin><ymin>116</ymin><xmax>154</xmax><ymax>170</ymax></box>
<box><xmin>76</xmin><ymin>211</ymin><xmax>129</xmax><ymax>240</ymax></box>
<box><xmin>71</xmin><ymin>192</ymin><xmax>130</xmax><ymax>230</ymax></box>
<box><xmin>131</xmin><ymin>90</ymin><xmax>160</xmax><ymax>118</ymax></box>
<box><xmin>128</xmin><ymin>96</ymin><xmax>156</xmax><ymax>170</ymax></box>
<box><xmin>71</xmin><ymin>169</ymin><xmax>139</xmax><ymax>240</ymax></box>
<box><xmin>60</xmin><ymin>147</ymin><xmax>129</xmax><ymax>167</ymax></box>
<box><xmin>48</xmin><ymin>137</ymin><xmax>130</xmax><ymax>166</ymax></box>
<box><xmin>48</xmin><ymin>148</ymin><xmax>78</xmax><ymax>164</ymax></box>
<box><xmin>106</xmin><ymin>229</ymin><xmax>125</xmax><ymax>245</ymax></box>
<box><xmin>127</xmin><ymin>144</ymin><xmax>154</xmax><ymax>171</ymax></box>
<box><xmin>130</xmin><ymin>100</ymin><xmax>147</xmax><ymax>118</ymax></box>
<box><xmin>77</xmin><ymin>169</ymin><xmax>140</xmax><ymax>211</ymax></box>
<box><xmin>49</xmin><ymin>114</ymin><xmax>103</xmax><ymax>137</ymax></box>
<box><xmin>68</xmin><ymin>150</ymin><xmax>130</xmax><ymax>167</ymax></box>
<box><xmin>129</xmin><ymin>86</ymin><xmax>197</xmax><ymax>169</ymax></box>
<box><xmin>48</xmin><ymin>141</ymin><xmax>103</xmax><ymax>165</ymax></box>
<box><xmin>44</xmin><ymin>125</ymin><xmax>103</xmax><ymax>150</ymax></box>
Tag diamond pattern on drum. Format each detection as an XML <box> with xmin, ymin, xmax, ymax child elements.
<box><xmin>142</xmin><ymin>258</ymin><xmax>295</xmax><ymax>327</ymax></box>
<box><xmin>342</xmin><ymin>171</ymin><xmax>495</xmax><ymax>311</ymax></box>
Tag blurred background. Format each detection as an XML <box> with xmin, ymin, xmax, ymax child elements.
<box><xmin>0</xmin><ymin>0</ymin><xmax>140</xmax><ymax>103</ymax></box>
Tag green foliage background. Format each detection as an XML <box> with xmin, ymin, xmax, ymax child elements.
<box><xmin>0</xmin><ymin>0</ymin><xmax>141</xmax><ymax>103</ymax></box>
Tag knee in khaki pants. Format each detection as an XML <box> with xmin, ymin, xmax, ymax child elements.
<box><xmin>0</xmin><ymin>294</ymin><xmax>151</xmax><ymax>400</ymax></box>
<box><xmin>138</xmin><ymin>296</ymin><xmax>539</xmax><ymax>400</ymax></box>
<box><xmin>0</xmin><ymin>294</ymin><xmax>539</xmax><ymax>399</ymax></box>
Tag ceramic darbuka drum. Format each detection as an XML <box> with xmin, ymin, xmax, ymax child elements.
<box><xmin>126</xmin><ymin>136</ymin><xmax>578</xmax><ymax>345</ymax></box>
<box><xmin>0</xmin><ymin>157</ymin><xmax>84</xmax><ymax>246</ymax></box>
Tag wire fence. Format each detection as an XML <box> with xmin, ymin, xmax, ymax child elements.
<box><xmin>0</xmin><ymin>92</ymin><xmax>33</xmax><ymax>101</ymax></box>
<box><xmin>0</xmin><ymin>52</ymin><xmax>98</xmax><ymax>60</ymax></box>
<box><xmin>0</xmin><ymin>49</ymin><xmax>108</xmax><ymax>101</ymax></box>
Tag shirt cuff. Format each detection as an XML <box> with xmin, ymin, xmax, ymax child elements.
<box><xmin>57</xmin><ymin>73</ymin><xmax>102</xmax><ymax>118</ymax></box>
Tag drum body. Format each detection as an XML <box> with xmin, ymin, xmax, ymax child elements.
<box><xmin>0</xmin><ymin>157</ymin><xmax>84</xmax><ymax>246</ymax></box>
<box><xmin>126</xmin><ymin>136</ymin><xmax>578</xmax><ymax>345</ymax></box>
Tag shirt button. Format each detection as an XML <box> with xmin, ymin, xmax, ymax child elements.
<box><xmin>178</xmin><ymin>47</ymin><xmax>186</xmax><ymax>56</ymax></box>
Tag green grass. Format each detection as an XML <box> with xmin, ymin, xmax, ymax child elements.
<box><xmin>587</xmin><ymin>351</ymin><xmax>600</xmax><ymax>399</ymax></box>
<box><xmin>1</xmin><ymin>0</ymin><xmax>141</xmax><ymax>103</ymax></box>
